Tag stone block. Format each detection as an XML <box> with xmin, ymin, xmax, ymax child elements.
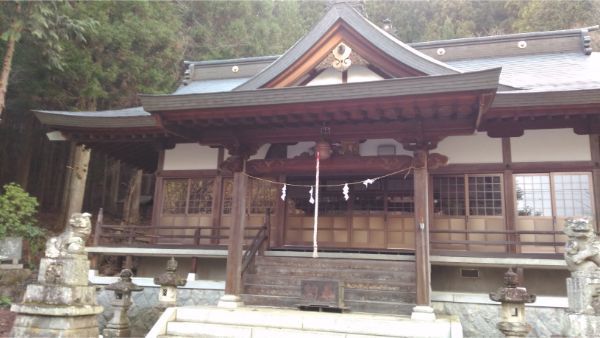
<box><xmin>0</xmin><ymin>237</ymin><xmax>22</xmax><ymax>264</ymax></box>
<box><xmin>567</xmin><ymin>275</ymin><xmax>600</xmax><ymax>314</ymax></box>
<box><xmin>38</xmin><ymin>257</ymin><xmax>89</xmax><ymax>286</ymax></box>
<box><xmin>564</xmin><ymin>313</ymin><xmax>600</xmax><ymax>338</ymax></box>
<box><xmin>11</xmin><ymin>303</ymin><xmax>103</xmax><ymax>316</ymax></box>
<box><xmin>13</xmin><ymin>314</ymin><xmax>99</xmax><ymax>330</ymax></box>
<box><xmin>22</xmin><ymin>284</ymin><xmax>97</xmax><ymax>306</ymax></box>
<box><xmin>10</xmin><ymin>325</ymin><xmax>99</xmax><ymax>338</ymax></box>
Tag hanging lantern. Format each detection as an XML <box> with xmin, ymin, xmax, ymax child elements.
<box><xmin>316</xmin><ymin>125</ymin><xmax>332</xmax><ymax>160</ymax></box>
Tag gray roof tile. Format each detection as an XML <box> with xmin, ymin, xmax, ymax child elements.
<box><xmin>448</xmin><ymin>52</ymin><xmax>600</xmax><ymax>91</ymax></box>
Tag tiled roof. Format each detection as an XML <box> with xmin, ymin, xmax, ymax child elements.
<box><xmin>448</xmin><ymin>52</ymin><xmax>600</xmax><ymax>91</ymax></box>
<box><xmin>173</xmin><ymin>78</ymin><xmax>251</xmax><ymax>95</ymax></box>
<box><xmin>33</xmin><ymin>106</ymin><xmax>157</xmax><ymax>128</ymax></box>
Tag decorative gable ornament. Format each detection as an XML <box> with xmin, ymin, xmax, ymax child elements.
<box><xmin>332</xmin><ymin>42</ymin><xmax>352</xmax><ymax>72</ymax></box>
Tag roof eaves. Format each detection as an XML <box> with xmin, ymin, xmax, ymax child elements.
<box><xmin>33</xmin><ymin>108</ymin><xmax>158</xmax><ymax>129</ymax></box>
<box><xmin>491</xmin><ymin>88</ymin><xmax>600</xmax><ymax>108</ymax></box>
<box><xmin>141</xmin><ymin>67</ymin><xmax>501</xmax><ymax>112</ymax></box>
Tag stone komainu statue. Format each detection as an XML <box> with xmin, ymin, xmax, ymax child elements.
<box><xmin>45</xmin><ymin>212</ymin><xmax>92</xmax><ymax>258</ymax></box>
<box><xmin>564</xmin><ymin>218</ymin><xmax>600</xmax><ymax>273</ymax></box>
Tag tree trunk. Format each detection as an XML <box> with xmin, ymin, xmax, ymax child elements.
<box><xmin>15</xmin><ymin>114</ymin><xmax>35</xmax><ymax>189</ymax></box>
<box><xmin>107</xmin><ymin>159</ymin><xmax>121</xmax><ymax>215</ymax></box>
<box><xmin>60</xmin><ymin>143</ymin><xmax>91</xmax><ymax>228</ymax></box>
<box><xmin>121</xmin><ymin>168</ymin><xmax>142</xmax><ymax>225</ymax></box>
<box><xmin>0</xmin><ymin>25</ymin><xmax>18</xmax><ymax>123</ymax></box>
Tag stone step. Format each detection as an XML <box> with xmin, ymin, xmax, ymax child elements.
<box><xmin>156</xmin><ymin>306</ymin><xmax>461</xmax><ymax>338</ymax></box>
<box><xmin>244</xmin><ymin>275</ymin><xmax>415</xmax><ymax>289</ymax></box>
<box><xmin>256</xmin><ymin>256</ymin><xmax>414</xmax><ymax>272</ymax></box>
<box><xmin>253</xmin><ymin>266</ymin><xmax>412</xmax><ymax>281</ymax></box>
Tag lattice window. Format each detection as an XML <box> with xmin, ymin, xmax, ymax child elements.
<box><xmin>188</xmin><ymin>178</ymin><xmax>214</xmax><ymax>214</ymax></box>
<box><xmin>387</xmin><ymin>177</ymin><xmax>414</xmax><ymax>213</ymax></box>
<box><xmin>468</xmin><ymin>176</ymin><xmax>503</xmax><ymax>216</ymax></box>
<box><xmin>222</xmin><ymin>178</ymin><xmax>233</xmax><ymax>215</ymax></box>
<box><xmin>433</xmin><ymin>176</ymin><xmax>465</xmax><ymax>216</ymax></box>
<box><xmin>515</xmin><ymin>175</ymin><xmax>552</xmax><ymax>216</ymax></box>
<box><xmin>162</xmin><ymin>179</ymin><xmax>188</xmax><ymax>214</ymax></box>
<box><xmin>554</xmin><ymin>174</ymin><xmax>592</xmax><ymax>217</ymax></box>
<box><xmin>162</xmin><ymin>178</ymin><xmax>214</xmax><ymax>215</ymax></box>
<box><xmin>248</xmin><ymin>179</ymin><xmax>277</xmax><ymax>214</ymax></box>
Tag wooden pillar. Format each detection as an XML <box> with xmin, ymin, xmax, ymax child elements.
<box><xmin>219</xmin><ymin>169</ymin><xmax>247</xmax><ymax>308</ymax></box>
<box><xmin>502</xmin><ymin>138</ymin><xmax>517</xmax><ymax>253</ymax></box>
<box><xmin>413</xmin><ymin>149</ymin><xmax>431</xmax><ymax>308</ymax></box>
<box><xmin>590</xmin><ymin>135</ymin><xmax>600</xmax><ymax>232</ymax></box>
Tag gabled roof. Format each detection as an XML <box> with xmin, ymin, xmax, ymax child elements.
<box><xmin>234</xmin><ymin>2</ymin><xmax>458</xmax><ymax>91</ymax></box>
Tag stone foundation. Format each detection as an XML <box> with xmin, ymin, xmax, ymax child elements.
<box><xmin>96</xmin><ymin>287</ymin><xmax>223</xmax><ymax>337</ymax></box>
<box><xmin>433</xmin><ymin>301</ymin><xmax>565</xmax><ymax>337</ymax></box>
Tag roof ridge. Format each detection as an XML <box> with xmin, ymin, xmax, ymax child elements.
<box><xmin>233</xmin><ymin>2</ymin><xmax>458</xmax><ymax>91</ymax></box>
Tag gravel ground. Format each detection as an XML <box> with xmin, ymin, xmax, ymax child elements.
<box><xmin>0</xmin><ymin>308</ymin><xmax>15</xmax><ymax>337</ymax></box>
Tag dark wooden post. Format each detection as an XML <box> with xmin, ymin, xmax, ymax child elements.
<box><xmin>411</xmin><ymin>148</ymin><xmax>435</xmax><ymax>320</ymax></box>
<box><xmin>502</xmin><ymin>138</ymin><xmax>517</xmax><ymax>253</ymax></box>
<box><xmin>590</xmin><ymin>135</ymin><xmax>600</xmax><ymax>232</ymax></box>
<box><xmin>218</xmin><ymin>169</ymin><xmax>248</xmax><ymax>308</ymax></box>
<box><xmin>90</xmin><ymin>208</ymin><xmax>103</xmax><ymax>269</ymax></box>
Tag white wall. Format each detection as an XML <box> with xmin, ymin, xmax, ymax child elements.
<box><xmin>347</xmin><ymin>65</ymin><xmax>383</xmax><ymax>83</ymax></box>
<box><xmin>287</xmin><ymin>142</ymin><xmax>315</xmax><ymax>158</ymax></box>
<box><xmin>306</xmin><ymin>68</ymin><xmax>341</xmax><ymax>86</ymax></box>
<box><xmin>249</xmin><ymin>144</ymin><xmax>270</xmax><ymax>161</ymax></box>
<box><xmin>437</xmin><ymin>133</ymin><xmax>503</xmax><ymax>164</ymax></box>
<box><xmin>163</xmin><ymin>143</ymin><xmax>219</xmax><ymax>170</ymax></box>
<box><xmin>511</xmin><ymin>129</ymin><xmax>590</xmax><ymax>162</ymax></box>
<box><xmin>359</xmin><ymin>139</ymin><xmax>412</xmax><ymax>156</ymax></box>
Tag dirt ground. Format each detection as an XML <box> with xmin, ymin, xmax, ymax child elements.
<box><xmin>0</xmin><ymin>308</ymin><xmax>15</xmax><ymax>337</ymax></box>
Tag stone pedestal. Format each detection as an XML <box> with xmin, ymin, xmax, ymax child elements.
<box><xmin>566</xmin><ymin>271</ymin><xmax>600</xmax><ymax>314</ymax></box>
<box><xmin>9</xmin><ymin>213</ymin><xmax>103</xmax><ymax>338</ymax></box>
<box><xmin>564</xmin><ymin>271</ymin><xmax>600</xmax><ymax>337</ymax></box>
<box><xmin>10</xmin><ymin>256</ymin><xmax>103</xmax><ymax>338</ymax></box>
<box><xmin>217</xmin><ymin>294</ymin><xmax>244</xmax><ymax>309</ymax></box>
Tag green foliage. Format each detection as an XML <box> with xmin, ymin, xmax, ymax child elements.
<box><xmin>0</xmin><ymin>183</ymin><xmax>42</xmax><ymax>240</ymax></box>
<box><xmin>179</xmin><ymin>0</ymin><xmax>324</xmax><ymax>60</ymax></box>
<box><xmin>0</xmin><ymin>295</ymin><xmax>11</xmax><ymax>307</ymax></box>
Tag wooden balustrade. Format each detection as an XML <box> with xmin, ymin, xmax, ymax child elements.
<box><xmin>430</xmin><ymin>228</ymin><xmax>567</xmax><ymax>256</ymax></box>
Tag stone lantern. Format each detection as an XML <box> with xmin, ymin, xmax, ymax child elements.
<box><xmin>154</xmin><ymin>257</ymin><xmax>187</xmax><ymax>306</ymax></box>
<box><xmin>489</xmin><ymin>268</ymin><xmax>536</xmax><ymax>338</ymax></box>
<box><xmin>104</xmin><ymin>269</ymin><xmax>143</xmax><ymax>338</ymax></box>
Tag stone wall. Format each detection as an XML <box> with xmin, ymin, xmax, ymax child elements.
<box><xmin>0</xmin><ymin>268</ymin><xmax>32</xmax><ymax>303</ymax></box>
<box><xmin>433</xmin><ymin>301</ymin><xmax>565</xmax><ymax>337</ymax></box>
<box><xmin>96</xmin><ymin>287</ymin><xmax>223</xmax><ymax>337</ymax></box>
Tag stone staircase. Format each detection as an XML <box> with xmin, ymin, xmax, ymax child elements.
<box><xmin>241</xmin><ymin>255</ymin><xmax>416</xmax><ymax>315</ymax></box>
<box><xmin>148</xmin><ymin>306</ymin><xmax>463</xmax><ymax>338</ymax></box>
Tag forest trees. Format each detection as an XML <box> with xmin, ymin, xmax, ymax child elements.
<box><xmin>0</xmin><ymin>0</ymin><xmax>598</xmax><ymax>229</ymax></box>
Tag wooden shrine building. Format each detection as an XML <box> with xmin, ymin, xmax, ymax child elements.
<box><xmin>34</xmin><ymin>3</ymin><xmax>600</xmax><ymax>318</ymax></box>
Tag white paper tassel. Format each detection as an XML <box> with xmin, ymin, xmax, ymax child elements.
<box><xmin>281</xmin><ymin>184</ymin><xmax>287</xmax><ymax>201</ymax></box>
<box><xmin>309</xmin><ymin>186</ymin><xmax>315</xmax><ymax>204</ymax></box>
<box><xmin>343</xmin><ymin>183</ymin><xmax>349</xmax><ymax>201</ymax></box>
<box><xmin>362</xmin><ymin>178</ymin><xmax>375</xmax><ymax>187</ymax></box>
